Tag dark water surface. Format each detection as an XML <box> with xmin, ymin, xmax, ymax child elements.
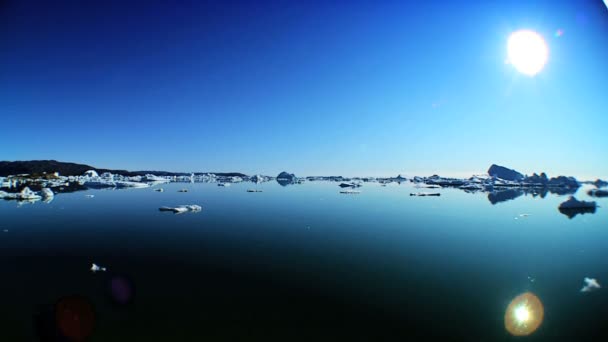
<box><xmin>1</xmin><ymin>182</ymin><xmax>607</xmax><ymax>341</ymax></box>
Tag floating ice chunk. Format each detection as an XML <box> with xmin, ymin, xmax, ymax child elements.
<box><xmin>410</xmin><ymin>192</ymin><xmax>440</xmax><ymax>197</ymax></box>
<box><xmin>581</xmin><ymin>277</ymin><xmax>601</xmax><ymax>292</ymax></box>
<box><xmin>559</xmin><ymin>197</ymin><xmax>596</xmax><ymax>209</ymax></box>
<box><xmin>519</xmin><ymin>213</ymin><xmax>531</xmax><ymax>217</ymax></box>
<box><xmin>91</xmin><ymin>263</ymin><xmax>107</xmax><ymax>273</ymax></box>
<box><xmin>154</xmin><ymin>188</ymin><xmax>164</xmax><ymax>192</ymax></box>
<box><xmin>217</xmin><ymin>183</ymin><xmax>230</xmax><ymax>187</ymax></box>
<box><xmin>85</xmin><ymin>194</ymin><xmax>95</xmax><ymax>198</ymax></box>
<box><xmin>19</xmin><ymin>187</ymin><xmax>42</xmax><ymax>200</ymax></box>
<box><xmin>159</xmin><ymin>204</ymin><xmax>202</xmax><ymax>214</ymax></box>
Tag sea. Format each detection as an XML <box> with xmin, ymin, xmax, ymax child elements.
<box><xmin>1</xmin><ymin>181</ymin><xmax>607</xmax><ymax>341</ymax></box>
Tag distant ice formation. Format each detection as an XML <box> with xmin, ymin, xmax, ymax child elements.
<box><xmin>581</xmin><ymin>277</ymin><xmax>601</xmax><ymax>292</ymax></box>
<box><xmin>159</xmin><ymin>205</ymin><xmax>202</xmax><ymax>214</ymax></box>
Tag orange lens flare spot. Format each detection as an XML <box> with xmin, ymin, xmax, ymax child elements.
<box><xmin>504</xmin><ymin>292</ymin><xmax>544</xmax><ymax>336</ymax></box>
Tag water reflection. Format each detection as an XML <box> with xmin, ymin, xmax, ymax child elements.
<box><xmin>276</xmin><ymin>178</ymin><xmax>293</xmax><ymax>186</ymax></box>
<box><xmin>488</xmin><ymin>189</ymin><xmax>523</xmax><ymax>204</ymax></box>
<box><xmin>558</xmin><ymin>206</ymin><xmax>597</xmax><ymax>219</ymax></box>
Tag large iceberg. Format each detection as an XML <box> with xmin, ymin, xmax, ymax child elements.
<box><xmin>488</xmin><ymin>164</ymin><xmax>524</xmax><ymax>181</ymax></box>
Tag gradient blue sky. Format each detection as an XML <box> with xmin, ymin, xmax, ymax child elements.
<box><xmin>2</xmin><ymin>1</ymin><xmax>607</xmax><ymax>178</ymax></box>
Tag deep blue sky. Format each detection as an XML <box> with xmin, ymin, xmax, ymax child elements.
<box><xmin>2</xmin><ymin>1</ymin><xmax>607</xmax><ymax>178</ymax></box>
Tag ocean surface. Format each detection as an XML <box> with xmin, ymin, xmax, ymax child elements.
<box><xmin>1</xmin><ymin>181</ymin><xmax>607</xmax><ymax>341</ymax></box>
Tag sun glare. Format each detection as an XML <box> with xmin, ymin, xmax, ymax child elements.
<box><xmin>507</xmin><ymin>30</ymin><xmax>548</xmax><ymax>76</ymax></box>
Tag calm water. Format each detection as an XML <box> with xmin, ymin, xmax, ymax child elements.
<box><xmin>1</xmin><ymin>182</ymin><xmax>607</xmax><ymax>341</ymax></box>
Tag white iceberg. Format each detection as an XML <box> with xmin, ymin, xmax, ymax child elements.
<box><xmin>20</xmin><ymin>187</ymin><xmax>42</xmax><ymax>200</ymax></box>
<box><xmin>40</xmin><ymin>188</ymin><xmax>54</xmax><ymax>203</ymax></box>
<box><xmin>84</xmin><ymin>170</ymin><xmax>99</xmax><ymax>178</ymax></box>
<box><xmin>159</xmin><ymin>204</ymin><xmax>202</xmax><ymax>214</ymax></box>
<box><xmin>581</xmin><ymin>277</ymin><xmax>601</xmax><ymax>292</ymax></box>
<box><xmin>410</xmin><ymin>192</ymin><xmax>440</xmax><ymax>197</ymax></box>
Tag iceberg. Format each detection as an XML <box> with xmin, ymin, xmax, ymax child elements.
<box><xmin>558</xmin><ymin>196</ymin><xmax>597</xmax><ymax>219</ymax></box>
<box><xmin>487</xmin><ymin>164</ymin><xmax>524</xmax><ymax>181</ymax></box>
<box><xmin>558</xmin><ymin>196</ymin><xmax>596</xmax><ymax>209</ymax></box>
<box><xmin>159</xmin><ymin>204</ymin><xmax>202</xmax><ymax>214</ymax></box>
<box><xmin>84</xmin><ymin>170</ymin><xmax>99</xmax><ymax>178</ymax></box>
<box><xmin>459</xmin><ymin>183</ymin><xmax>484</xmax><ymax>191</ymax></box>
<box><xmin>581</xmin><ymin>277</ymin><xmax>601</xmax><ymax>292</ymax></box>
<box><xmin>410</xmin><ymin>192</ymin><xmax>440</xmax><ymax>196</ymax></box>
<box><xmin>1</xmin><ymin>187</ymin><xmax>44</xmax><ymax>201</ymax></box>
<box><xmin>250</xmin><ymin>174</ymin><xmax>267</xmax><ymax>183</ymax></box>
<box><xmin>588</xmin><ymin>189</ymin><xmax>608</xmax><ymax>198</ymax></box>
<box><xmin>40</xmin><ymin>188</ymin><xmax>54</xmax><ymax>203</ymax></box>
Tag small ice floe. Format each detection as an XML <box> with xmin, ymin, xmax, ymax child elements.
<box><xmin>178</xmin><ymin>189</ymin><xmax>189</xmax><ymax>193</ymax></box>
<box><xmin>247</xmin><ymin>189</ymin><xmax>263</xmax><ymax>192</ymax></box>
<box><xmin>588</xmin><ymin>189</ymin><xmax>608</xmax><ymax>198</ymax></box>
<box><xmin>40</xmin><ymin>188</ymin><xmax>54</xmax><ymax>200</ymax></box>
<box><xmin>410</xmin><ymin>192</ymin><xmax>440</xmax><ymax>197</ymax></box>
<box><xmin>581</xmin><ymin>277</ymin><xmax>601</xmax><ymax>293</ymax></box>
<box><xmin>90</xmin><ymin>263</ymin><xmax>107</xmax><ymax>273</ymax></box>
<box><xmin>85</xmin><ymin>194</ymin><xmax>95</xmax><ymax>198</ymax></box>
<box><xmin>559</xmin><ymin>197</ymin><xmax>596</xmax><ymax>209</ymax></box>
<box><xmin>159</xmin><ymin>205</ymin><xmax>202</xmax><ymax>214</ymax></box>
<box><xmin>558</xmin><ymin>197</ymin><xmax>597</xmax><ymax>219</ymax></box>
<box><xmin>217</xmin><ymin>183</ymin><xmax>230</xmax><ymax>187</ymax></box>
<box><xmin>154</xmin><ymin>188</ymin><xmax>164</xmax><ymax>192</ymax></box>
<box><xmin>340</xmin><ymin>190</ymin><xmax>361</xmax><ymax>194</ymax></box>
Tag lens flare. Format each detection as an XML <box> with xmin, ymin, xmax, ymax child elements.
<box><xmin>504</xmin><ymin>292</ymin><xmax>544</xmax><ymax>336</ymax></box>
<box><xmin>554</xmin><ymin>29</ymin><xmax>564</xmax><ymax>38</ymax></box>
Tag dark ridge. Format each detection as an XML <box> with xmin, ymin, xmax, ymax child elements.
<box><xmin>0</xmin><ymin>160</ymin><xmax>248</xmax><ymax>178</ymax></box>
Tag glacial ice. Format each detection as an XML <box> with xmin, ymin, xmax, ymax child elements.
<box><xmin>581</xmin><ymin>277</ymin><xmax>601</xmax><ymax>292</ymax></box>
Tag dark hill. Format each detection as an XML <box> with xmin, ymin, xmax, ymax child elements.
<box><xmin>0</xmin><ymin>160</ymin><xmax>247</xmax><ymax>178</ymax></box>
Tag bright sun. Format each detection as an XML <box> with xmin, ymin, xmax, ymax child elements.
<box><xmin>507</xmin><ymin>30</ymin><xmax>548</xmax><ymax>76</ymax></box>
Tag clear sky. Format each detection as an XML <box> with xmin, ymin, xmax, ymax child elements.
<box><xmin>1</xmin><ymin>1</ymin><xmax>607</xmax><ymax>179</ymax></box>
